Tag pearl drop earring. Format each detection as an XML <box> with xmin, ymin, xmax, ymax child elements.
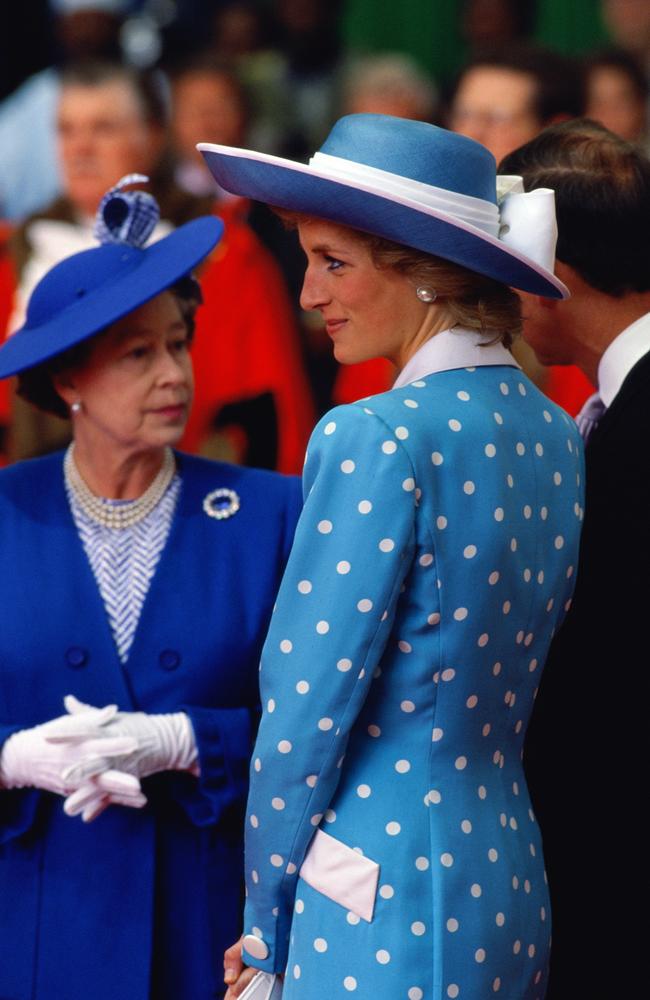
<box><xmin>416</xmin><ymin>286</ymin><xmax>437</xmax><ymax>303</ymax></box>
<box><xmin>71</xmin><ymin>401</ymin><xmax>82</xmax><ymax>415</ymax></box>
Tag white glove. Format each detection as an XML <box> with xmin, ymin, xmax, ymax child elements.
<box><xmin>61</xmin><ymin>773</ymin><xmax>148</xmax><ymax>823</ymax></box>
<box><xmin>60</xmin><ymin>697</ymin><xmax>199</xmax><ymax>821</ymax></box>
<box><xmin>0</xmin><ymin>696</ymin><xmax>142</xmax><ymax>800</ymax></box>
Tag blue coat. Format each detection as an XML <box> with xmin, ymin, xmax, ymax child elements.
<box><xmin>239</xmin><ymin>343</ymin><xmax>584</xmax><ymax>1000</ymax></box>
<box><xmin>0</xmin><ymin>451</ymin><xmax>301</xmax><ymax>1000</ymax></box>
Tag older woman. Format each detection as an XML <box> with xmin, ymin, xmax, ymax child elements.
<box><xmin>0</xmin><ymin>179</ymin><xmax>301</xmax><ymax>1000</ymax></box>
<box><xmin>198</xmin><ymin>115</ymin><xmax>585</xmax><ymax>999</ymax></box>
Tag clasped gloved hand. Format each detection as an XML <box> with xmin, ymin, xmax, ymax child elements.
<box><xmin>0</xmin><ymin>696</ymin><xmax>143</xmax><ymax>812</ymax></box>
<box><xmin>58</xmin><ymin>696</ymin><xmax>199</xmax><ymax>822</ymax></box>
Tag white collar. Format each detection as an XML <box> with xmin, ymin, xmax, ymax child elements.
<box><xmin>393</xmin><ymin>327</ymin><xmax>520</xmax><ymax>388</ymax></box>
<box><xmin>597</xmin><ymin>312</ymin><xmax>650</xmax><ymax>407</ymax></box>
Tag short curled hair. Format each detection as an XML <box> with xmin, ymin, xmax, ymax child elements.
<box><xmin>17</xmin><ymin>276</ymin><xmax>202</xmax><ymax>418</ymax></box>
<box><xmin>279</xmin><ymin>211</ymin><xmax>521</xmax><ymax>348</ymax></box>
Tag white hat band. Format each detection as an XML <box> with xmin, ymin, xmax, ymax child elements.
<box><xmin>309</xmin><ymin>152</ymin><xmax>559</xmax><ymax>276</ymax></box>
<box><xmin>309</xmin><ymin>152</ymin><xmax>501</xmax><ymax>235</ymax></box>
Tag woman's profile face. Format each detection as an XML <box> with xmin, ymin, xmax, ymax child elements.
<box><xmin>298</xmin><ymin>219</ymin><xmax>430</xmax><ymax>367</ymax></box>
<box><xmin>55</xmin><ymin>290</ymin><xmax>194</xmax><ymax>454</ymax></box>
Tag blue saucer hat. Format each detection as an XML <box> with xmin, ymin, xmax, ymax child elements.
<box><xmin>0</xmin><ymin>175</ymin><xmax>224</xmax><ymax>379</ymax></box>
<box><xmin>199</xmin><ymin>113</ymin><xmax>568</xmax><ymax>299</ymax></box>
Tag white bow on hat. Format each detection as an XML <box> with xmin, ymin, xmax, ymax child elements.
<box><xmin>497</xmin><ymin>176</ymin><xmax>559</xmax><ymax>280</ymax></box>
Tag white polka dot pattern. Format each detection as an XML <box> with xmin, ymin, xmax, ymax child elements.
<box><xmin>240</xmin><ymin>367</ymin><xmax>584</xmax><ymax>999</ymax></box>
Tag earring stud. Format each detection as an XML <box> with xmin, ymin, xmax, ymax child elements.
<box><xmin>71</xmin><ymin>401</ymin><xmax>82</xmax><ymax>414</ymax></box>
<box><xmin>416</xmin><ymin>286</ymin><xmax>437</xmax><ymax>303</ymax></box>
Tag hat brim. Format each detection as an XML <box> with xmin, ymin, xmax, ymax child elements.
<box><xmin>0</xmin><ymin>216</ymin><xmax>223</xmax><ymax>378</ymax></box>
<box><xmin>199</xmin><ymin>144</ymin><xmax>568</xmax><ymax>300</ymax></box>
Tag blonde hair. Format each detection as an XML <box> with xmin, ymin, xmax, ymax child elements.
<box><xmin>278</xmin><ymin>211</ymin><xmax>521</xmax><ymax>348</ymax></box>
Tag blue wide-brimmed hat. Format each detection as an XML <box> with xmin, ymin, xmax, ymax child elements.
<box><xmin>199</xmin><ymin>113</ymin><xmax>568</xmax><ymax>299</ymax></box>
<box><xmin>0</xmin><ymin>175</ymin><xmax>224</xmax><ymax>379</ymax></box>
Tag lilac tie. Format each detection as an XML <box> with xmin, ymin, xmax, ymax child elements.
<box><xmin>575</xmin><ymin>392</ymin><xmax>606</xmax><ymax>444</ymax></box>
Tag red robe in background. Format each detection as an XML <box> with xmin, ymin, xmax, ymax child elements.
<box><xmin>181</xmin><ymin>202</ymin><xmax>315</xmax><ymax>474</ymax></box>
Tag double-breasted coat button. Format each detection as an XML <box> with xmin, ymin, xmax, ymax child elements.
<box><xmin>159</xmin><ymin>649</ymin><xmax>181</xmax><ymax>671</ymax></box>
<box><xmin>65</xmin><ymin>646</ymin><xmax>88</xmax><ymax>668</ymax></box>
<box><xmin>242</xmin><ymin>934</ymin><xmax>269</xmax><ymax>960</ymax></box>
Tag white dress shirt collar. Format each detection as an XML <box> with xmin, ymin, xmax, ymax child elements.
<box><xmin>393</xmin><ymin>327</ymin><xmax>520</xmax><ymax>389</ymax></box>
<box><xmin>598</xmin><ymin>311</ymin><xmax>650</xmax><ymax>408</ymax></box>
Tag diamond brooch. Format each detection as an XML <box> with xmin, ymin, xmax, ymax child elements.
<box><xmin>203</xmin><ymin>487</ymin><xmax>241</xmax><ymax>520</ymax></box>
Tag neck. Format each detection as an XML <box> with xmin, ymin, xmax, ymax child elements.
<box><xmin>553</xmin><ymin>263</ymin><xmax>650</xmax><ymax>385</ymax></box>
<box><xmin>71</xmin><ymin>438</ymin><xmax>169</xmax><ymax>499</ymax></box>
<box><xmin>393</xmin><ymin>306</ymin><xmax>456</xmax><ymax>371</ymax></box>
<box><xmin>571</xmin><ymin>292</ymin><xmax>650</xmax><ymax>386</ymax></box>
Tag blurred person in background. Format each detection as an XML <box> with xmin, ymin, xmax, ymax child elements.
<box><xmin>168</xmin><ymin>54</ymin><xmax>318</xmax><ymax>413</ymax></box>
<box><xmin>342</xmin><ymin>53</ymin><xmax>438</xmax><ymax>122</ymax></box>
<box><xmin>584</xmin><ymin>48</ymin><xmax>649</xmax><ymax>145</ymax></box>
<box><xmin>601</xmin><ymin>0</ymin><xmax>650</xmax><ymax>69</ymax></box>
<box><xmin>449</xmin><ymin>44</ymin><xmax>585</xmax><ymax>170</ymax></box>
<box><xmin>1</xmin><ymin>59</ymin><xmax>314</xmax><ymax>472</ymax></box>
<box><xmin>460</xmin><ymin>0</ymin><xmax>536</xmax><ymax>57</ymax></box>
<box><xmin>501</xmin><ymin>118</ymin><xmax>650</xmax><ymax>998</ymax></box>
<box><xmin>171</xmin><ymin>58</ymin><xmax>249</xmax><ymax>200</ymax></box>
<box><xmin>208</xmin><ymin>0</ymin><xmax>343</xmax><ymax>161</ymax></box>
<box><xmin>0</xmin><ymin>0</ymin><xmax>131</xmax><ymax>223</ymax></box>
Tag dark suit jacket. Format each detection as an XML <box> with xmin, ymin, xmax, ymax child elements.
<box><xmin>525</xmin><ymin>348</ymin><xmax>650</xmax><ymax>998</ymax></box>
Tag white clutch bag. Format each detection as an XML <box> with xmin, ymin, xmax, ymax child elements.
<box><xmin>238</xmin><ymin>972</ymin><xmax>283</xmax><ymax>1000</ymax></box>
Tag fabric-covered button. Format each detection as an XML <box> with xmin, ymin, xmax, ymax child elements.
<box><xmin>159</xmin><ymin>649</ymin><xmax>181</xmax><ymax>671</ymax></box>
<box><xmin>243</xmin><ymin>934</ymin><xmax>269</xmax><ymax>960</ymax></box>
<box><xmin>65</xmin><ymin>646</ymin><xmax>88</xmax><ymax>669</ymax></box>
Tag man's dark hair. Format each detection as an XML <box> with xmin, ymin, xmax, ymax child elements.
<box><xmin>500</xmin><ymin>118</ymin><xmax>650</xmax><ymax>296</ymax></box>
<box><xmin>453</xmin><ymin>44</ymin><xmax>585</xmax><ymax>123</ymax></box>
<box><xmin>60</xmin><ymin>60</ymin><xmax>169</xmax><ymax>129</ymax></box>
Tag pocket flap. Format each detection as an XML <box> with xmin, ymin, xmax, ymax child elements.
<box><xmin>299</xmin><ymin>828</ymin><xmax>380</xmax><ymax>922</ymax></box>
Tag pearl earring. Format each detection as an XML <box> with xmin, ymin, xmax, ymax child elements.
<box><xmin>416</xmin><ymin>286</ymin><xmax>437</xmax><ymax>303</ymax></box>
<box><xmin>71</xmin><ymin>401</ymin><xmax>82</xmax><ymax>415</ymax></box>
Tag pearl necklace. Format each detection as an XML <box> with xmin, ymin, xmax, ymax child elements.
<box><xmin>64</xmin><ymin>445</ymin><xmax>176</xmax><ymax>530</ymax></box>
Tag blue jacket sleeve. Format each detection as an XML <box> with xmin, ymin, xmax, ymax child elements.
<box><xmin>239</xmin><ymin>404</ymin><xmax>417</xmax><ymax>972</ymax></box>
<box><xmin>169</xmin><ymin>704</ymin><xmax>257</xmax><ymax>827</ymax></box>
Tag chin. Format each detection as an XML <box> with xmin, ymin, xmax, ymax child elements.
<box><xmin>332</xmin><ymin>343</ymin><xmax>375</xmax><ymax>366</ymax></box>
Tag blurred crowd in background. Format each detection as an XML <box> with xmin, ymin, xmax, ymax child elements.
<box><xmin>0</xmin><ymin>0</ymin><xmax>648</xmax><ymax>473</ymax></box>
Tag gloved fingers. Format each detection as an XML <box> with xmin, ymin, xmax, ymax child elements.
<box><xmin>59</xmin><ymin>739</ymin><xmax>138</xmax><ymax>786</ymax></box>
<box><xmin>94</xmin><ymin>769</ymin><xmax>142</xmax><ymax>797</ymax></box>
<box><xmin>64</xmin><ymin>780</ymin><xmax>147</xmax><ymax>819</ymax></box>
<box><xmin>81</xmin><ymin>796</ymin><xmax>110</xmax><ymax>823</ymax></box>
<box><xmin>64</xmin><ymin>783</ymin><xmax>105</xmax><ymax>816</ymax></box>
<box><xmin>63</xmin><ymin>694</ymin><xmax>97</xmax><ymax>715</ymax></box>
<box><xmin>82</xmin><ymin>791</ymin><xmax>147</xmax><ymax>823</ymax></box>
<box><xmin>102</xmin><ymin>791</ymin><xmax>147</xmax><ymax>811</ymax></box>
<box><xmin>63</xmin><ymin>694</ymin><xmax>118</xmax><ymax>726</ymax></box>
<box><xmin>63</xmin><ymin>695</ymin><xmax>118</xmax><ymax>725</ymax></box>
<box><xmin>46</xmin><ymin>702</ymin><xmax>119</xmax><ymax>739</ymax></box>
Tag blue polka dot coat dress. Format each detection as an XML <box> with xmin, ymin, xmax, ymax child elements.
<box><xmin>239</xmin><ymin>329</ymin><xmax>584</xmax><ymax>1000</ymax></box>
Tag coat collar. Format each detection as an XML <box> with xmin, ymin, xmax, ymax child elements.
<box><xmin>393</xmin><ymin>326</ymin><xmax>519</xmax><ymax>388</ymax></box>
